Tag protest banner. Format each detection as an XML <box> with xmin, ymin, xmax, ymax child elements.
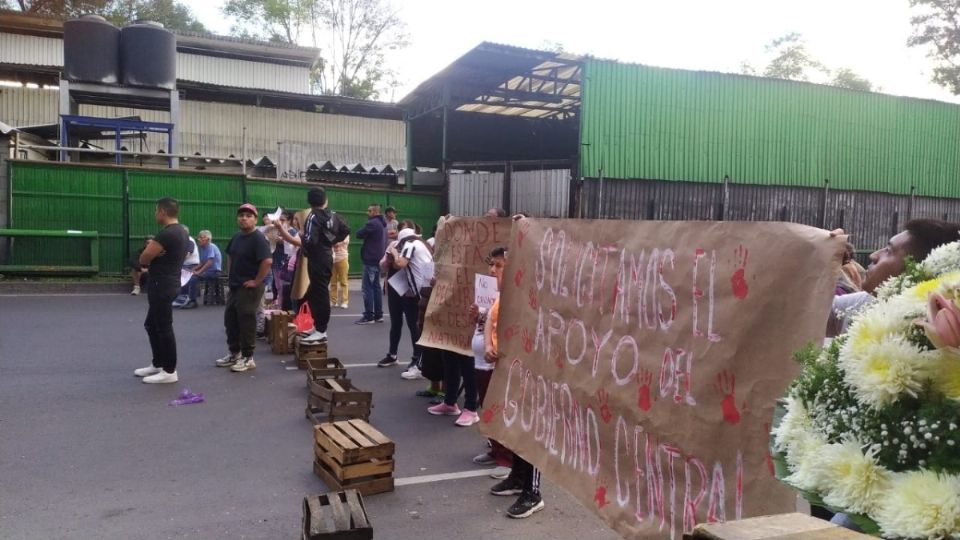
<box><xmin>418</xmin><ymin>216</ymin><xmax>513</xmax><ymax>356</ymax></box>
<box><xmin>480</xmin><ymin>219</ymin><xmax>844</xmax><ymax>539</ymax></box>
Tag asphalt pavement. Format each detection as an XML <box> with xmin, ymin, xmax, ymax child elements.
<box><xmin>0</xmin><ymin>288</ymin><xmax>621</xmax><ymax>540</ymax></box>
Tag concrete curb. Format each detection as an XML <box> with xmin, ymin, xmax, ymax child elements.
<box><xmin>0</xmin><ymin>281</ymin><xmax>132</xmax><ymax>295</ymax></box>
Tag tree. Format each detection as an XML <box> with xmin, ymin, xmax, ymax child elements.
<box><xmin>223</xmin><ymin>0</ymin><xmax>409</xmax><ymax>100</ymax></box>
<box><xmin>742</xmin><ymin>33</ymin><xmax>876</xmax><ymax>92</ymax></box>
<box><xmin>2</xmin><ymin>0</ymin><xmax>207</xmax><ymax>33</ymax></box>
<box><xmin>908</xmin><ymin>0</ymin><xmax>960</xmax><ymax>94</ymax></box>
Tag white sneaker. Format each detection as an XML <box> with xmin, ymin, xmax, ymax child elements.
<box><xmin>401</xmin><ymin>366</ymin><xmax>423</xmax><ymax>380</ymax></box>
<box><xmin>133</xmin><ymin>365</ymin><xmax>161</xmax><ymax>377</ymax></box>
<box><xmin>340</xmin><ymin>303</ymin><xmax>348</xmax><ymax>309</ymax></box>
<box><xmin>301</xmin><ymin>330</ymin><xmax>328</xmax><ymax>343</ymax></box>
<box><xmin>215</xmin><ymin>353</ymin><xmax>240</xmax><ymax>367</ymax></box>
<box><xmin>231</xmin><ymin>357</ymin><xmax>256</xmax><ymax>372</ymax></box>
<box><xmin>131</xmin><ymin>286</ymin><xmax>141</xmax><ymax>296</ymax></box>
<box><xmin>143</xmin><ymin>370</ymin><xmax>178</xmax><ymax>384</ymax></box>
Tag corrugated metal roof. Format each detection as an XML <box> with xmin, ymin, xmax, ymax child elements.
<box><xmin>0</xmin><ymin>31</ymin><xmax>312</xmax><ymax>95</ymax></box>
<box><xmin>400</xmin><ymin>42</ymin><xmax>582</xmax><ymax>119</ymax></box>
<box><xmin>0</xmin><ymin>33</ymin><xmax>62</xmax><ymax>67</ymax></box>
<box><xmin>0</xmin><ymin>86</ymin><xmax>406</xmax><ymax>170</ymax></box>
<box><xmin>580</xmin><ymin>58</ymin><xmax>960</xmax><ymax>198</ymax></box>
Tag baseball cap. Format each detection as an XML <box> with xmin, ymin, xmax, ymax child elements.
<box><xmin>237</xmin><ymin>203</ymin><xmax>258</xmax><ymax>216</ymax></box>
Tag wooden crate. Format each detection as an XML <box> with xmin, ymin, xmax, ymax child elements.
<box><xmin>302</xmin><ymin>489</ymin><xmax>372</xmax><ymax>540</ymax></box>
<box><xmin>312</xmin><ymin>420</ymin><xmax>394</xmax><ymax>496</ymax></box>
<box><xmin>684</xmin><ymin>513</ymin><xmax>874</xmax><ymax>540</ymax></box>
<box><xmin>295</xmin><ymin>339</ymin><xmax>329</xmax><ymax>370</ymax></box>
<box><xmin>306</xmin><ymin>378</ymin><xmax>372</xmax><ymax>424</ymax></box>
<box><xmin>307</xmin><ymin>357</ymin><xmax>347</xmax><ymax>386</ymax></box>
<box><xmin>269</xmin><ymin>311</ymin><xmax>295</xmax><ymax>354</ymax></box>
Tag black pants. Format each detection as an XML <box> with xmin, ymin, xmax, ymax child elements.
<box><xmin>442</xmin><ymin>350</ymin><xmax>478</xmax><ymax>411</ymax></box>
<box><xmin>387</xmin><ymin>285</ymin><xmax>421</xmax><ymax>360</ymax></box>
<box><xmin>306</xmin><ymin>253</ymin><xmax>333</xmax><ymax>333</ymax></box>
<box><xmin>224</xmin><ymin>285</ymin><xmax>264</xmax><ymax>357</ymax></box>
<box><xmin>511</xmin><ymin>455</ymin><xmax>541</xmax><ymax>496</ymax></box>
<box><xmin>145</xmin><ymin>278</ymin><xmax>180</xmax><ymax>373</ymax></box>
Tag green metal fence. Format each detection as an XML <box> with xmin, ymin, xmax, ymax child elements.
<box><xmin>7</xmin><ymin>161</ymin><xmax>442</xmax><ymax>275</ymax></box>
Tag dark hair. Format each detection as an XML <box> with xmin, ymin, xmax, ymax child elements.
<box><xmin>156</xmin><ymin>197</ymin><xmax>179</xmax><ymax>217</ymax></box>
<box><xmin>415</xmin><ymin>223</ymin><xmax>422</xmax><ymax>235</ymax></box>
<box><xmin>399</xmin><ymin>219</ymin><xmax>415</xmax><ymax>230</ymax></box>
<box><xmin>307</xmin><ymin>187</ymin><xmax>326</xmax><ymax>207</ymax></box>
<box><xmin>281</xmin><ymin>210</ymin><xmax>294</xmax><ymax>221</ymax></box>
<box><xmin>385</xmin><ymin>206</ymin><xmax>397</xmax><ymax>214</ymax></box>
<box><xmin>904</xmin><ymin>219</ymin><xmax>960</xmax><ymax>261</ymax></box>
<box><xmin>843</xmin><ymin>242</ymin><xmax>855</xmax><ymax>264</ymax></box>
<box><xmin>488</xmin><ymin>246</ymin><xmax>507</xmax><ymax>259</ymax></box>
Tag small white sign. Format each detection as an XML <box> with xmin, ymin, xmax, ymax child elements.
<box><xmin>474</xmin><ymin>274</ymin><xmax>499</xmax><ymax>309</ymax></box>
<box><xmin>388</xmin><ymin>271</ymin><xmax>410</xmax><ymax>296</ymax></box>
<box><xmin>267</xmin><ymin>207</ymin><xmax>282</xmax><ymax>222</ymax></box>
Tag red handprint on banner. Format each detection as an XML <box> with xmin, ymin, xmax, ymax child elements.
<box><xmin>521</xmin><ymin>328</ymin><xmax>534</xmax><ymax>353</ymax></box>
<box><xmin>715</xmin><ymin>370</ymin><xmax>742</xmax><ymax>424</ymax></box>
<box><xmin>594</xmin><ymin>485</ymin><xmax>609</xmax><ymax>508</ymax></box>
<box><xmin>482</xmin><ymin>403</ymin><xmax>502</xmax><ymax>424</ymax></box>
<box><xmin>514</xmin><ymin>267</ymin><xmax>525</xmax><ymax>288</ymax></box>
<box><xmin>731</xmin><ymin>245</ymin><xmax>749</xmax><ymax>300</ymax></box>
<box><xmin>528</xmin><ymin>288</ymin><xmax>539</xmax><ymax>310</ymax></box>
<box><xmin>636</xmin><ymin>368</ymin><xmax>653</xmax><ymax>412</ymax></box>
<box><xmin>503</xmin><ymin>324</ymin><xmax>519</xmax><ymax>342</ymax></box>
<box><xmin>597</xmin><ymin>389</ymin><xmax>613</xmax><ymax>424</ymax></box>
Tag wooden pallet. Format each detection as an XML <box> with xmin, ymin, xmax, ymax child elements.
<box><xmin>312</xmin><ymin>420</ymin><xmax>394</xmax><ymax>496</ymax></box>
<box><xmin>269</xmin><ymin>311</ymin><xmax>295</xmax><ymax>354</ymax></box>
<box><xmin>302</xmin><ymin>489</ymin><xmax>372</xmax><ymax>540</ymax></box>
<box><xmin>306</xmin><ymin>357</ymin><xmax>347</xmax><ymax>386</ymax></box>
<box><xmin>685</xmin><ymin>512</ymin><xmax>873</xmax><ymax>539</ymax></box>
<box><xmin>306</xmin><ymin>378</ymin><xmax>372</xmax><ymax>424</ymax></box>
<box><xmin>296</xmin><ymin>339</ymin><xmax>329</xmax><ymax>370</ymax></box>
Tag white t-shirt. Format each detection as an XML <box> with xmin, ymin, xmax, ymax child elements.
<box><xmin>399</xmin><ymin>238</ymin><xmax>434</xmax><ymax>292</ymax></box>
<box><xmin>183</xmin><ymin>236</ymin><xmax>200</xmax><ymax>266</ymax></box>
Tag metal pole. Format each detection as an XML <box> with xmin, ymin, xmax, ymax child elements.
<box><xmin>722</xmin><ymin>175</ymin><xmax>730</xmax><ymax>221</ymax></box>
<box><xmin>597</xmin><ymin>166</ymin><xmax>604</xmax><ymax>219</ymax></box>
<box><xmin>821</xmin><ymin>179</ymin><xmax>830</xmax><ymax>229</ymax></box>
<box><xmin>241</xmin><ymin>126</ymin><xmax>247</xmax><ymax>176</ymax></box>
<box><xmin>13</xmin><ymin>131</ymin><xmax>20</xmax><ymax>159</ymax></box>
<box><xmin>404</xmin><ymin>115</ymin><xmax>413</xmax><ymax>191</ymax></box>
<box><xmin>908</xmin><ymin>185</ymin><xmax>915</xmax><ymax>221</ymax></box>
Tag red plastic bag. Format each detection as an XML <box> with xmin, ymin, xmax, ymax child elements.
<box><xmin>293</xmin><ymin>303</ymin><xmax>314</xmax><ymax>333</ymax></box>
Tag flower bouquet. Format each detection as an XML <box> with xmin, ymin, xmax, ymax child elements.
<box><xmin>771</xmin><ymin>242</ymin><xmax>960</xmax><ymax>538</ymax></box>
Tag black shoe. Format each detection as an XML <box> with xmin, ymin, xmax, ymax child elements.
<box><xmin>506</xmin><ymin>491</ymin><xmax>544</xmax><ymax>518</ymax></box>
<box><xmin>377</xmin><ymin>355</ymin><xmax>398</xmax><ymax>367</ymax></box>
<box><xmin>374</xmin><ymin>317</ymin><xmax>384</xmax><ymax>323</ymax></box>
<box><xmin>490</xmin><ymin>477</ymin><xmax>523</xmax><ymax>496</ymax></box>
<box><xmin>181</xmin><ymin>300</ymin><xmax>198</xmax><ymax>309</ymax></box>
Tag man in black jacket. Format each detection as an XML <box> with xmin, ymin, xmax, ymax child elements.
<box><xmin>275</xmin><ymin>187</ymin><xmax>349</xmax><ymax>343</ymax></box>
<box><xmin>355</xmin><ymin>203</ymin><xmax>387</xmax><ymax>324</ymax></box>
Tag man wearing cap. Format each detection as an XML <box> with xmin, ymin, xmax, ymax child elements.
<box><xmin>215</xmin><ymin>203</ymin><xmax>272</xmax><ymax>372</ymax></box>
<box><xmin>385</xmin><ymin>206</ymin><xmax>399</xmax><ymax>241</ymax></box>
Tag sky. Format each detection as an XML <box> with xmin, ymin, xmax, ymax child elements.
<box><xmin>190</xmin><ymin>0</ymin><xmax>960</xmax><ymax>104</ymax></box>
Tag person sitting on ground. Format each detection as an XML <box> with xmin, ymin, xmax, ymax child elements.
<box><xmin>827</xmin><ymin>219</ymin><xmax>960</xmax><ymax>337</ymax></box>
<box><xmin>215</xmin><ymin>203</ymin><xmax>272</xmax><ymax>373</ymax></box>
<box><xmin>173</xmin><ymin>227</ymin><xmax>200</xmax><ymax>308</ymax></box>
<box><xmin>128</xmin><ymin>235</ymin><xmax>153</xmax><ymax>295</ymax></box>
<box><xmin>189</xmin><ymin>230</ymin><xmax>222</xmax><ymax>306</ymax></box>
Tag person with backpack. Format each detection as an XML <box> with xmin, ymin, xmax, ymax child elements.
<box><xmin>273</xmin><ymin>187</ymin><xmax>349</xmax><ymax>344</ymax></box>
<box><xmin>378</xmin><ymin>220</ymin><xmax>427</xmax><ymax>369</ymax></box>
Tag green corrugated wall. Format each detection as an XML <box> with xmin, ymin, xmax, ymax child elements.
<box><xmin>8</xmin><ymin>161</ymin><xmax>441</xmax><ymax>275</ymax></box>
<box><xmin>580</xmin><ymin>58</ymin><xmax>960</xmax><ymax>197</ymax></box>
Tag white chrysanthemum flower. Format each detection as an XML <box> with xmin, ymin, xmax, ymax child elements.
<box><xmin>874</xmin><ymin>470</ymin><xmax>960</xmax><ymax>539</ymax></box>
<box><xmin>772</xmin><ymin>396</ymin><xmax>813</xmax><ymax>454</ymax></box>
<box><xmin>921</xmin><ymin>241</ymin><xmax>960</xmax><ymax>278</ymax></box>
<box><xmin>843</xmin><ymin>303</ymin><xmax>909</xmax><ymax>353</ymax></box>
<box><xmin>840</xmin><ymin>338</ymin><xmax>938</xmax><ymax>409</ymax></box>
<box><xmin>876</xmin><ymin>274</ymin><xmax>916</xmax><ymax>301</ymax></box>
<box><xmin>815</xmin><ymin>440</ymin><xmax>890</xmax><ymax>515</ymax></box>
<box><xmin>783</xmin><ymin>430</ymin><xmax>829</xmax><ymax>491</ymax></box>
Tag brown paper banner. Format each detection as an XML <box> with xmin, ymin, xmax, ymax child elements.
<box><xmin>480</xmin><ymin>219</ymin><xmax>844</xmax><ymax>539</ymax></box>
<box><xmin>418</xmin><ymin>216</ymin><xmax>514</xmax><ymax>355</ymax></box>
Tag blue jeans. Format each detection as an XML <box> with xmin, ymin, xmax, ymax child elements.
<box><xmin>189</xmin><ymin>268</ymin><xmax>220</xmax><ymax>301</ymax></box>
<box><xmin>361</xmin><ymin>264</ymin><xmax>382</xmax><ymax>320</ymax></box>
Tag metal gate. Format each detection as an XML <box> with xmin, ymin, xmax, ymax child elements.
<box><xmin>448</xmin><ymin>167</ymin><xmax>570</xmax><ymax>217</ymax></box>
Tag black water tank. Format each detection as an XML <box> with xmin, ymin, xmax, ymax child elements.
<box><xmin>120</xmin><ymin>22</ymin><xmax>176</xmax><ymax>90</ymax></box>
<box><xmin>63</xmin><ymin>15</ymin><xmax>120</xmax><ymax>84</ymax></box>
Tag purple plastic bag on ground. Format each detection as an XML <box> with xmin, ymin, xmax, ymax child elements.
<box><xmin>169</xmin><ymin>388</ymin><xmax>204</xmax><ymax>406</ymax></box>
